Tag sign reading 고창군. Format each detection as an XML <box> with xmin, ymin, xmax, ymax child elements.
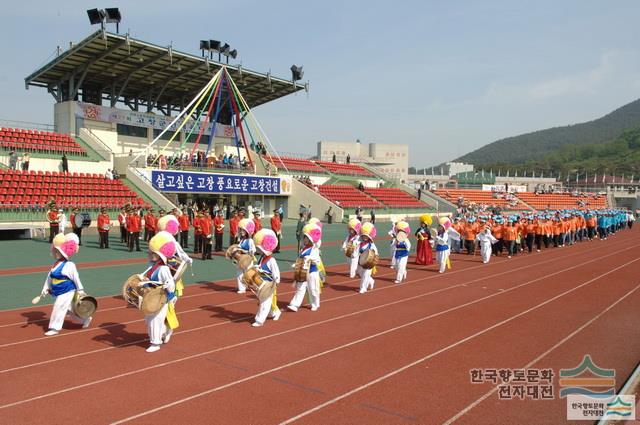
<box><xmin>150</xmin><ymin>170</ymin><xmax>291</xmax><ymax>195</ymax></box>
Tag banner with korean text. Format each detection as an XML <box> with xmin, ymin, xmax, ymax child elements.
<box><xmin>150</xmin><ymin>169</ymin><xmax>291</xmax><ymax>196</ymax></box>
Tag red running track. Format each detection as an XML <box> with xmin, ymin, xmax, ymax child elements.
<box><xmin>0</xmin><ymin>228</ymin><xmax>638</xmax><ymax>424</ymax></box>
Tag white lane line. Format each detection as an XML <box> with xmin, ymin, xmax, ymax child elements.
<box><xmin>2</xmin><ymin>239</ymin><xmax>619</xmax><ymax>375</ymax></box>
<box><xmin>443</xmin><ymin>283</ymin><xmax>640</xmax><ymax>424</ymax></box>
<box><xmin>276</xmin><ymin>258</ymin><xmax>640</xmax><ymax>425</ymax></box>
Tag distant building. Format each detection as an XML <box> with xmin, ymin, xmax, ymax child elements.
<box><xmin>317</xmin><ymin>140</ymin><xmax>409</xmax><ymax>181</ymax></box>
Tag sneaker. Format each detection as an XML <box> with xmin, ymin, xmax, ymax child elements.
<box><xmin>252</xmin><ymin>322</ymin><xmax>263</xmax><ymax>327</ymax></box>
<box><xmin>82</xmin><ymin>316</ymin><xmax>92</xmax><ymax>329</ymax></box>
<box><xmin>394</xmin><ymin>280</ymin><xmax>400</xmax><ymax>284</ymax></box>
<box><xmin>237</xmin><ymin>290</ymin><xmax>246</xmax><ymax>294</ymax></box>
<box><xmin>507</xmin><ymin>256</ymin><xmax>512</xmax><ymax>259</ymax></box>
<box><xmin>162</xmin><ymin>328</ymin><xmax>173</xmax><ymax>344</ymax></box>
<box><xmin>287</xmin><ymin>305</ymin><xmax>298</xmax><ymax>312</ymax></box>
<box><xmin>310</xmin><ymin>306</ymin><xmax>318</xmax><ymax>312</ymax></box>
<box><xmin>44</xmin><ymin>329</ymin><xmax>59</xmax><ymax>336</ymax></box>
<box><xmin>272</xmin><ymin>309</ymin><xmax>282</xmax><ymax>321</ymax></box>
<box><xmin>359</xmin><ymin>289</ymin><xmax>366</xmax><ymax>294</ymax></box>
<box><xmin>146</xmin><ymin>344</ymin><xmax>161</xmax><ymax>353</ymax></box>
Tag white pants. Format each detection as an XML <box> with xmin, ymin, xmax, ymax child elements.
<box><xmin>255</xmin><ymin>293</ymin><xmax>279</xmax><ymax>325</ymax></box>
<box><xmin>145</xmin><ymin>303</ymin><xmax>168</xmax><ymax>345</ymax></box>
<box><xmin>480</xmin><ymin>242</ymin><xmax>492</xmax><ymax>263</ymax></box>
<box><xmin>348</xmin><ymin>255</ymin><xmax>360</xmax><ymax>278</ymax></box>
<box><xmin>395</xmin><ymin>256</ymin><xmax>408</xmax><ymax>282</ymax></box>
<box><xmin>390</xmin><ymin>243</ymin><xmax>397</xmax><ymax>267</ymax></box>
<box><xmin>288</xmin><ymin>272</ymin><xmax>320</xmax><ymax>310</ymax></box>
<box><xmin>48</xmin><ymin>290</ymin><xmax>85</xmax><ymax>331</ymax></box>
<box><xmin>436</xmin><ymin>249</ymin><xmax>450</xmax><ymax>273</ymax></box>
<box><xmin>358</xmin><ymin>266</ymin><xmax>374</xmax><ymax>292</ymax></box>
<box><xmin>236</xmin><ymin>268</ymin><xmax>247</xmax><ymax>292</ymax></box>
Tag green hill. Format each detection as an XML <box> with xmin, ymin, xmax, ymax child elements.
<box><xmin>477</xmin><ymin>127</ymin><xmax>640</xmax><ymax>177</ymax></box>
<box><xmin>456</xmin><ymin>98</ymin><xmax>640</xmax><ymax>166</ymax></box>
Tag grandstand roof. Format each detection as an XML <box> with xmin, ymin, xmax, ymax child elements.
<box><xmin>25</xmin><ymin>30</ymin><xmax>306</xmax><ymax>114</ymax></box>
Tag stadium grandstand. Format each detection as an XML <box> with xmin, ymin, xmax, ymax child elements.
<box><xmin>0</xmin><ymin>26</ymin><xmax>435</xmax><ymax>238</ymax></box>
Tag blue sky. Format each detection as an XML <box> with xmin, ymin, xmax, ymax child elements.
<box><xmin>1</xmin><ymin>0</ymin><xmax>640</xmax><ymax>167</ymax></box>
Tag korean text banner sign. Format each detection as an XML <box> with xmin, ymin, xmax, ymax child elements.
<box><xmin>151</xmin><ymin>169</ymin><xmax>288</xmax><ymax>195</ymax></box>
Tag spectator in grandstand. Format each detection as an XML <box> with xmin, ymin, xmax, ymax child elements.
<box><xmin>370</xmin><ymin>209</ymin><xmax>376</xmax><ymax>224</ymax></box>
<box><xmin>346</xmin><ymin>153</ymin><xmax>351</xmax><ymax>164</ymax></box>
<box><xmin>61</xmin><ymin>153</ymin><xmax>69</xmax><ymax>173</ymax></box>
<box><xmin>241</xmin><ymin>157</ymin><xmax>248</xmax><ymax>168</ymax></box>
<box><xmin>358</xmin><ymin>182</ymin><xmax>365</xmax><ymax>191</ymax></box>
<box><xmin>21</xmin><ymin>152</ymin><xmax>30</xmax><ymax>171</ymax></box>
<box><xmin>332</xmin><ymin>153</ymin><xmax>336</xmax><ymax>163</ymax></box>
<box><xmin>9</xmin><ymin>150</ymin><xmax>17</xmax><ymax>170</ymax></box>
<box><xmin>222</xmin><ymin>154</ymin><xmax>229</xmax><ymax>166</ymax></box>
<box><xmin>417</xmin><ymin>187</ymin><xmax>422</xmax><ymax>200</ymax></box>
<box><xmin>105</xmin><ymin>169</ymin><xmax>113</xmax><ymax>180</ymax></box>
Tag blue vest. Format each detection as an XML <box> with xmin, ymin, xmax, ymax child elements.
<box><xmin>299</xmin><ymin>247</ymin><xmax>318</xmax><ymax>273</ymax></box>
<box><xmin>394</xmin><ymin>241</ymin><xmax>409</xmax><ymax>258</ymax></box>
<box><xmin>259</xmin><ymin>256</ymin><xmax>274</xmax><ymax>282</ymax></box>
<box><xmin>240</xmin><ymin>238</ymin><xmax>251</xmax><ymax>251</ymax></box>
<box><xmin>145</xmin><ymin>261</ymin><xmax>175</xmax><ymax>301</ymax></box>
<box><xmin>49</xmin><ymin>260</ymin><xmax>76</xmax><ymax>297</ymax></box>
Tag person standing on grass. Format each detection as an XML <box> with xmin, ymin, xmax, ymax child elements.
<box><xmin>178</xmin><ymin>208</ymin><xmax>190</xmax><ymax>249</ymax></box>
<box><xmin>270</xmin><ymin>210</ymin><xmax>282</xmax><ymax>253</ymax></box>
<box><xmin>295</xmin><ymin>212</ymin><xmax>305</xmax><ymax>251</ymax></box>
<box><xmin>214</xmin><ymin>210</ymin><xmax>225</xmax><ymax>252</ymax></box>
<box><xmin>47</xmin><ymin>205</ymin><xmax>60</xmax><ymax>242</ymax></box>
<box><xmin>229</xmin><ymin>209</ymin><xmax>240</xmax><ymax>246</ymax></box>
<box><xmin>70</xmin><ymin>208</ymin><xmax>83</xmax><ymax>245</ymax></box>
<box><xmin>97</xmin><ymin>207</ymin><xmax>111</xmax><ymax>249</ymax></box>
<box><xmin>127</xmin><ymin>208</ymin><xmax>141</xmax><ymax>252</ymax></box>
<box><xmin>118</xmin><ymin>207</ymin><xmax>127</xmax><ymax>244</ymax></box>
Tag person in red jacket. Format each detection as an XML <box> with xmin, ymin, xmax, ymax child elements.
<box><xmin>126</xmin><ymin>209</ymin><xmax>141</xmax><ymax>252</ymax></box>
<box><xmin>193</xmin><ymin>211</ymin><xmax>203</xmax><ymax>254</ymax></box>
<box><xmin>270</xmin><ymin>210</ymin><xmax>282</xmax><ymax>253</ymax></box>
<box><xmin>178</xmin><ymin>208</ymin><xmax>190</xmax><ymax>248</ymax></box>
<box><xmin>97</xmin><ymin>207</ymin><xmax>111</xmax><ymax>249</ymax></box>
<box><xmin>229</xmin><ymin>210</ymin><xmax>240</xmax><ymax>246</ymax></box>
<box><xmin>252</xmin><ymin>210</ymin><xmax>263</xmax><ymax>233</ymax></box>
<box><xmin>46</xmin><ymin>205</ymin><xmax>60</xmax><ymax>243</ymax></box>
<box><xmin>200</xmin><ymin>211</ymin><xmax>213</xmax><ymax>260</ymax></box>
<box><xmin>144</xmin><ymin>208</ymin><xmax>157</xmax><ymax>242</ymax></box>
<box><xmin>213</xmin><ymin>211</ymin><xmax>225</xmax><ymax>252</ymax></box>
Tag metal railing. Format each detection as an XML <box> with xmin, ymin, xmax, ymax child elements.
<box><xmin>0</xmin><ymin>119</ymin><xmax>56</xmax><ymax>132</ymax></box>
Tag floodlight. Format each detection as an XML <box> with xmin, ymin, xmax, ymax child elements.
<box><xmin>290</xmin><ymin>65</ymin><xmax>304</xmax><ymax>81</ymax></box>
<box><xmin>104</xmin><ymin>8</ymin><xmax>121</xmax><ymax>23</ymax></box>
<box><xmin>87</xmin><ymin>8</ymin><xmax>105</xmax><ymax>25</ymax></box>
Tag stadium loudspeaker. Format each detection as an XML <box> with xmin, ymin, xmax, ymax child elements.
<box><xmin>104</xmin><ymin>8</ymin><xmax>121</xmax><ymax>23</ymax></box>
<box><xmin>290</xmin><ymin>65</ymin><xmax>304</xmax><ymax>81</ymax></box>
<box><xmin>220</xmin><ymin>43</ymin><xmax>231</xmax><ymax>55</ymax></box>
<box><xmin>209</xmin><ymin>40</ymin><xmax>222</xmax><ymax>51</ymax></box>
<box><xmin>229</xmin><ymin>49</ymin><xmax>238</xmax><ymax>59</ymax></box>
<box><xmin>87</xmin><ymin>8</ymin><xmax>105</xmax><ymax>25</ymax></box>
<box><xmin>200</xmin><ymin>40</ymin><xmax>211</xmax><ymax>50</ymax></box>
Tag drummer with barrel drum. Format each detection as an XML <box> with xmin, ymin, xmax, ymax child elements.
<box><xmin>357</xmin><ymin>222</ymin><xmax>379</xmax><ymax>294</ymax></box>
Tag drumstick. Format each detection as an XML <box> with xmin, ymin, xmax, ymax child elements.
<box><xmin>32</xmin><ymin>293</ymin><xmax>46</xmax><ymax>304</ymax></box>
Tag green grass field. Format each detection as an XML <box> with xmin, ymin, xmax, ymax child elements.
<box><xmin>0</xmin><ymin>219</ymin><xmax>418</xmax><ymax>310</ymax></box>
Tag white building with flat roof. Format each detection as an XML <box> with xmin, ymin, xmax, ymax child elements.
<box><xmin>317</xmin><ymin>140</ymin><xmax>409</xmax><ymax>181</ymax></box>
